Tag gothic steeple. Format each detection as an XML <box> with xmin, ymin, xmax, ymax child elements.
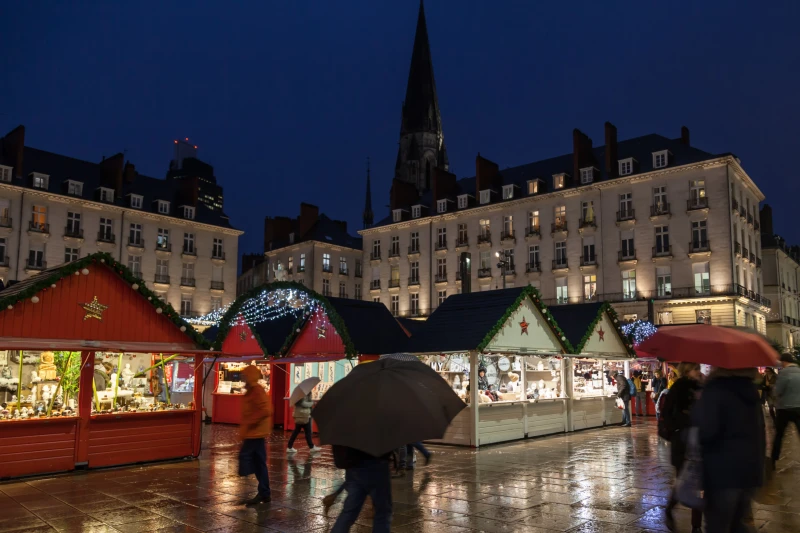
<box><xmin>394</xmin><ymin>0</ymin><xmax>448</xmax><ymax>195</ymax></box>
<box><xmin>363</xmin><ymin>158</ymin><xmax>374</xmax><ymax>229</ymax></box>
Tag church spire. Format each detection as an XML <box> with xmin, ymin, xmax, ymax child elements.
<box><xmin>394</xmin><ymin>0</ymin><xmax>448</xmax><ymax>194</ymax></box>
<box><xmin>363</xmin><ymin>157</ymin><xmax>374</xmax><ymax>229</ymax></box>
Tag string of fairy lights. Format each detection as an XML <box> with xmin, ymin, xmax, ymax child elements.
<box><xmin>621</xmin><ymin>319</ymin><xmax>658</xmax><ymax>346</ymax></box>
<box><xmin>186</xmin><ymin>288</ymin><xmax>320</xmax><ymax>326</ymax></box>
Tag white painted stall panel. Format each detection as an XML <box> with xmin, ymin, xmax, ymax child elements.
<box><xmin>526</xmin><ymin>400</ymin><xmax>567</xmax><ymax>437</ymax></box>
<box><xmin>478</xmin><ymin>403</ymin><xmax>525</xmax><ymax>445</ymax></box>
<box><xmin>604</xmin><ymin>397</ymin><xmax>624</xmax><ymax>425</ymax></box>
<box><xmin>427</xmin><ymin>406</ymin><xmax>473</xmax><ymax>446</ymax></box>
<box><xmin>572</xmin><ymin>397</ymin><xmax>605</xmax><ymax>431</ymax></box>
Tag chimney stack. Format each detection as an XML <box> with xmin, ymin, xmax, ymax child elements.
<box><xmin>298</xmin><ymin>203</ymin><xmax>319</xmax><ymax>239</ymax></box>
<box><xmin>433</xmin><ymin>167</ymin><xmax>457</xmax><ymax>204</ymax></box>
<box><xmin>475</xmin><ymin>154</ymin><xmax>500</xmax><ymax>197</ymax></box>
<box><xmin>264</xmin><ymin>216</ymin><xmax>293</xmax><ymax>251</ymax></box>
<box><xmin>572</xmin><ymin>129</ymin><xmax>593</xmax><ymax>179</ymax></box>
<box><xmin>760</xmin><ymin>204</ymin><xmax>774</xmax><ymax>237</ymax></box>
<box><xmin>390</xmin><ymin>178</ymin><xmax>420</xmax><ymax>211</ymax></box>
<box><xmin>681</xmin><ymin>126</ymin><xmax>690</xmax><ymax>146</ymax></box>
<box><xmin>1</xmin><ymin>125</ymin><xmax>25</xmax><ymax>180</ymax></box>
<box><xmin>604</xmin><ymin>122</ymin><xmax>618</xmax><ymax>179</ymax></box>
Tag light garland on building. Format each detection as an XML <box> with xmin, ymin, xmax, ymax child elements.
<box><xmin>187</xmin><ymin>288</ymin><xmax>319</xmax><ymax>326</ymax></box>
<box><xmin>621</xmin><ymin>320</ymin><xmax>658</xmax><ymax>346</ymax></box>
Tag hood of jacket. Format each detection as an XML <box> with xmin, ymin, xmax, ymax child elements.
<box><xmin>709</xmin><ymin>375</ymin><xmax>761</xmax><ymax>405</ymax></box>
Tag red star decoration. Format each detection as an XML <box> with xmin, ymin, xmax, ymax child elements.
<box><xmin>519</xmin><ymin>317</ymin><xmax>529</xmax><ymax>335</ymax></box>
<box><xmin>597</xmin><ymin>326</ymin><xmax>606</xmax><ymax>341</ymax></box>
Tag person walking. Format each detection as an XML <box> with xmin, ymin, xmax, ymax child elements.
<box><xmin>238</xmin><ymin>365</ymin><xmax>274</xmax><ymax>505</ymax></box>
<box><xmin>614</xmin><ymin>371</ymin><xmax>632</xmax><ymax>427</ymax></box>
<box><xmin>694</xmin><ymin>367</ymin><xmax>765</xmax><ymax>533</ymax></box>
<box><xmin>633</xmin><ymin>371</ymin><xmax>647</xmax><ymax>417</ymax></box>
<box><xmin>662</xmin><ymin>362</ymin><xmax>703</xmax><ymax>533</ymax></box>
<box><xmin>287</xmin><ymin>393</ymin><xmax>320</xmax><ymax>454</ymax></box>
<box><xmin>331</xmin><ymin>445</ymin><xmax>393</xmax><ymax>533</ymax></box>
<box><xmin>771</xmin><ymin>353</ymin><xmax>800</xmax><ymax>466</ymax></box>
<box><xmin>761</xmin><ymin>367</ymin><xmax>778</xmax><ymax>422</ymax></box>
<box><xmin>396</xmin><ymin>442</ymin><xmax>433</xmax><ymax>473</ymax></box>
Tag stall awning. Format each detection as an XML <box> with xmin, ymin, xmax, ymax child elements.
<box><xmin>267</xmin><ymin>355</ymin><xmax>344</xmax><ymax>364</ymax></box>
<box><xmin>201</xmin><ymin>354</ymin><xmax>265</xmax><ymax>363</ymax></box>
<box><xmin>0</xmin><ymin>337</ymin><xmax>208</xmax><ymax>354</ymax></box>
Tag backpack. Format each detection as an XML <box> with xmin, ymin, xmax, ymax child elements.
<box><xmin>656</xmin><ymin>389</ymin><xmax>672</xmax><ymax>439</ymax></box>
<box><xmin>627</xmin><ymin>378</ymin><xmax>636</xmax><ymax>397</ymax></box>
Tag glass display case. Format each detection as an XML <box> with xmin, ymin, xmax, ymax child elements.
<box><xmin>603</xmin><ymin>360</ymin><xmax>626</xmax><ymax>396</ymax></box>
<box><xmin>216</xmin><ymin>361</ymin><xmax>270</xmax><ymax>395</ymax></box>
<box><xmin>0</xmin><ymin>350</ymin><xmax>81</xmax><ymax>420</ymax></box>
<box><xmin>523</xmin><ymin>356</ymin><xmax>563</xmax><ymax>400</ymax></box>
<box><xmin>420</xmin><ymin>354</ymin><xmax>469</xmax><ymax>401</ymax></box>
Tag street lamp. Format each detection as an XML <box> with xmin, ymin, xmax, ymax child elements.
<box><xmin>496</xmin><ymin>251</ymin><xmax>511</xmax><ymax>290</ymax></box>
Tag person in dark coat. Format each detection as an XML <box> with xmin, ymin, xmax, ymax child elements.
<box><xmin>477</xmin><ymin>366</ymin><xmax>489</xmax><ymax>391</ymax></box>
<box><xmin>662</xmin><ymin>362</ymin><xmax>702</xmax><ymax>533</ymax></box>
<box><xmin>693</xmin><ymin>367</ymin><xmax>765</xmax><ymax>533</ymax></box>
<box><xmin>614</xmin><ymin>371</ymin><xmax>631</xmax><ymax>427</ymax></box>
<box><xmin>330</xmin><ymin>445</ymin><xmax>393</xmax><ymax>533</ymax></box>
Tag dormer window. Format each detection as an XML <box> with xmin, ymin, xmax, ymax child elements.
<box><xmin>31</xmin><ymin>173</ymin><xmax>49</xmax><ymax>190</ymax></box>
<box><xmin>129</xmin><ymin>194</ymin><xmax>143</xmax><ymax>209</ymax></box>
<box><xmin>98</xmin><ymin>187</ymin><xmax>114</xmax><ymax>203</ymax></box>
<box><xmin>412</xmin><ymin>205</ymin><xmax>421</xmax><ymax>218</ymax></box>
<box><xmin>618</xmin><ymin>158</ymin><xmax>634</xmax><ymax>176</ymax></box>
<box><xmin>182</xmin><ymin>206</ymin><xmax>195</xmax><ymax>220</ymax></box>
<box><xmin>553</xmin><ymin>174</ymin><xmax>566</xmax><ymax>190</ymax></box>
<box><xmin>66</xmin><ymin>180</ymin><xmax>83</xmax><ymax>196</ymax></box>
<box><xmin>457</xmin><ymin>195</ymin><xmax>469</xmax><ymax>209</ymax></box>
<box><xmin>289</xmin><ymin>232</ymin><xmax>295</xmax><ymax>244</ymax></box>
<box><xmin>479</xmin><ymin>190</ymin><xmax>491</xmax><ymax>205</ymax></box>
<box><xmin>653</xmin><ymin>150</ymin><xmax>669</xmax><ymax>169</ymax></box>
<box><xmin>0</xmin><ymin>165</ymin><xmax>11</xmax><ymax>183</ymax></box>
<box><xmin>437</xmin><ymin>199</ymin><xmax>447</xmax><ymax>213</ymax></box>
<box><xmin>527</xmin><ymin>180</ymin><xmax>539</xmax><ymax>195</ymax></box>
<box><xmin>157</xmin><ymin>200</ymin><xmax>170</xmax><ymax>214</ymax></box>
<box><xmin>393</xmin><ymin>209</ymin><xmax>403</xmax><ymax>222</ymax></box>
<box><xmin>502</xmin><ymin>184</ymin><xmax>514</xmax><ymax>200</ymax></box>
<box><xmin>580</xmin><ymin>167</ymin><xmax>594</xmax><ymax>185</ymax></box>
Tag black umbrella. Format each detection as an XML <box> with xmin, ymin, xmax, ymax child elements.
<box><xmin>312</xmin><ymin>358</ymin><xmax>466</xmax><ymax>457</ymax></box>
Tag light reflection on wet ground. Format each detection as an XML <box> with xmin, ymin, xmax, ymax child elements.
<box><xmin>1</xmin><ymin>417</ymin><xmax>798</xmax><ymax>532</ymax></box>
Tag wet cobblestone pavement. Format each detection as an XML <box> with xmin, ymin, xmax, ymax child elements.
<box><xmin>1</xmin><ymin>417</ymin><xmax>799</xmax><ymax>532</ymax></box>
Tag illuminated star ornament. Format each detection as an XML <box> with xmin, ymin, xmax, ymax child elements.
<box><xmin>81</xmin><ymin>296</ymin><xmax>108</xmax><ymax>321</ymax></box>
<box><xmin>597</xmin><ymin>326</ymin><xmax>606</xmax><ymax>341</ymax></box>
<box><xmin>519</xmin><ymin>317</ymin><xmax>529</xmax><ymax>335</ymax></box>
<box><xmin>316</xmin><ymin>324</ymin><xmax>327</xmax><ymax>339</ymax></box>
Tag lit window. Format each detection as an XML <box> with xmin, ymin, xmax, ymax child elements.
<box><xmin>157</xmin><ymin>200</ymin><xmax>170</xmax><ymax>214</ymax></box>
<box><xmin>129</xmin><ymin>195</ymin><xmax>143</xmax><ymax>209</ymax></box>
<box><xmin>527</xmin><ymin>180</ymin><xmax>538</xmax><ymax>195</ymax></box>
<box><xmin>457</xmin><ymin>195</ymin><xmax>468</xmax><ymax>209</ymax></box>
<box><xmin>437</xmin><ymin>290</ymin><xmax>447</xmax><ymax>305</ymax></box>
<box><xmin>479</xmin><ymin>190</ymin><xmax>490</xmax><ymax>205</ymax></box>
<box><xmin>555</xmin><ymin>278</ymin><xmax>568</xmax><ymax>304</ymax></box>
<box><xmin>0</xmin><ymin>166</ymin><xmax>11</xmax><ymax>182</ymax></box>
<box><xmin>622</xmin><ymin>270</ymin><xmax>636</xmax><ymax>300</ymax></box>
<box><xmin>693</xmin><ymin>262</ymin><xmax>710</xmax><ymax>295</ymax></box>
<box><xmin>157</xmin><ymin>228</ymin><xmax>170</xmax><ymax>249</ymax></box>
<box><xmin>391</xmin><ymin>295</ymin><xmax>399</xmax><ymax>316</ymax></box>
<box><xmin>553</xmin><ymin>174</ymin><xmax>565</xmax><ymax>189</ymax></box>
<box><xmin>619</xmin><ymin>159</ymin><xmax>633</xmax><ymax>176</ymax></box>
<box><xmin>502</xmin><ymin>185</ymin><xmax>514</xmax><ymax>200</ymax></box>
<box><xmin>437</xmin><ymin>199</ymin><xmax>447</xmax><ymax>213</ymax></box>
<box><xmin>31</xmin><ymin>173</ymin><xmax>49</xmax><ymax>189</ymax></box>
<box><xmin>412</xmin><ymin>205</ymin><xmax>421</xmax><ymax>218</ymax></box>
<box><xmin>99</xmin><ymin>187</ymin><xmax>113</xmax><ymax>202</ymax></box>
<box><xmin>583</xmin><ymin>274</ymin><xmax>597</xmax><ymax>301</ymax></box>
<box><xmin>653</xmin><ymin>151</ymin><xmax>668</xmax><ymax>169</ymax></box>
<box><xmin>580</xmin><ymin>168</ymin><xmax>594</xmax><ymax>184</ymax></box>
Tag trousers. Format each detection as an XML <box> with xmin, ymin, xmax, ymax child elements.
<box><xmin>331</xmin><ymin>460</ymin><xmax>392</xmax><ymax>533</ymax></box>
<box><xmin>238</xmin><ymin>438</ymin><xmax>270</xmax><ymax>498</ymax></box>
<box><xmin>704</xmin><ymin>488</ymin><xmax>756</xmax><ymax>533</ymax></box>
<box><xmin>288</xmin><ymin>421</ymin><xmax>314</xmax><ymax>449</ymax></box>
<box><xmin>771</xmin><ymin>407</ymin><xmax>800</xmax><ymax>461</ymax></box>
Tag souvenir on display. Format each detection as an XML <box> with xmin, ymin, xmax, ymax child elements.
<box><xmin>39</xmin><ymin>352</ymin><xmax>57</xmax><ymax>380</ymax></box>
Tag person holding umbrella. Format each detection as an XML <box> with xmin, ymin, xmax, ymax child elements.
<box><xmin>238</xmin><ymin>365</ymin><xmax>273</xmax><ymax>505</ymax></box>
<box><xmin>287</xmin><ymin>377</ymin><xmax>321</xmax><ymax>454</ymax></box>
<box><xmin>771</xmin><ymin>352</ymin><xmax>800</xmax><ymax>466</ymax></box>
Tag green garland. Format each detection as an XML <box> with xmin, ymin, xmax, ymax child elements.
<box><xmin>570</xmin><ymin>302</ymin><xmax>636</xmax><ymax>356</ymax></box>
<box><xmin>0</xmin><ymin>252</ymin><xmax>210</xmax><ymax>348</ymax></box>
<box><xmin>475</xmin><ymin>285</ymin><xmax>573</xmax><ymax>353</ymax></box>
<box><xmin>212</xmin><ymin>281</ymin><xmax>357</xmax><ymax>359</ymax></box>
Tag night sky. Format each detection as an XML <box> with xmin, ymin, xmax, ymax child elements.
<box><xmin>5</xmin><ymin>1</ymin><xmax>800</xmax><ymax>263</ymax></box>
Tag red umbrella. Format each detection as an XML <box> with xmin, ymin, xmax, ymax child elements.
<box><xmin>637</xmin><ymin>325</ymin><xmax>778</xmax><ymax>369</ymax></box>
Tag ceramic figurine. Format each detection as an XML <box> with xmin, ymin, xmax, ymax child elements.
<box><xmin>41</xmin><ymin>384</ymin><xmax>53</xmax><ymax>404</ymax></box>
<box><xmin>10</xmin><ymin>395</ymin><xmax>17</xmax><ymax>403</ymax></box>
<box><xmin>30</xmin><ymin>370</ymin><xmax>42</xmax><ymax>384</ymax></box>
<box><xmin>121</xmin><ymin>364</ymin><xmax>134</xmax><ymax>387</ymax></box>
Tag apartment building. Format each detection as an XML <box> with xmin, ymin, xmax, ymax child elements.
<box><xmin>258</xmin><ymin>203</ymin><xmax>363</xmax><ymax>299</ymax></box>
<box><xmin>360</xmin><ymin>123</ymin><xmax>769</xmax><ymax>331</ymax></box>
<box><xmin>760</xmin><ymin>204</ymin><xmax>800</xmax><ymax>349</ymax></box>
<box><xmin>0</xmin><ymin>126</ymin><xmax>242</xmax><ymax>317</ymax></box>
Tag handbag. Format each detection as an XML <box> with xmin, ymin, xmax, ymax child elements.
<box><xmin>675</xmin><ymin>427</ymin><xmax>704</xmax><ymax>510</ymax></box>
<box><xmin>615</xmin><ymin>397</ymin><xmax>625</xmax><ymax>410</ymax></box>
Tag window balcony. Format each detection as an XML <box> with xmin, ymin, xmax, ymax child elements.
<box><xmin>756</xmin><ymin>257</ymin><xmax>762</xmax><ymax>268</ymax></box>
<box><xmin>0</xmin><ymin>216</ymin><xmax>12</xmax><ymax>229</ymax></box>
<box><xmin>26</xmin><ymin>259</ymin><xmax>46</xmax><ymax>271</ymax></box>
<box><xmin>370</xmin><ymin>280</ymin><xmax>381</xmax><ymax>291</ymax></box>
<box><xmin>650</xmin><ymin>203</ymin><xmax>671</xmax><ymax>218</ymax></box>
<box><xmin>212</xmin><ymin>251</ymin><xmax>226</xmax><ymax>262</ymax></box>
<box><xmin>182</xmin><ymin>247</ymin><xmax>197</xmax><ymax>257</ymax></box>
<box><xmin>155</xmin><ymin>242</ymin><xmax>172</xmax><ymax>253</ymax></box>
<box><xmin>180</xmin><ymin>277</ymin><xmax>196</xmax><ymax>288</ymax></box>
<box><xmin>652</xmin><ymin>245</ymin><xmax>673</xmax><ymax>258</ymax></box>
<box><xmin>687</xmin><ymin>197</ymin><xmax>709</xmax><ymax>211</ymax></box>
<box><xmin>478</xmin><ymin>268</ymin><xmax>492</xmax><ymax>279</ymax></box>
<box><xmin>618</xmin><ymin>250</ymin><xmax>636</xmax><ymax>263</ymax></box>
<box><xmin>750</xmin><ymin>253</ymin><xmax>756</xmax><ymax>263</ymax></box>
<box><xmin>580</xmin><ymin>255</ymin><xmax>597</xmax><ymax>267</ymax></box>
<box><xmin>388</xmin><ymin>247</ymin><xmax>401</xmax><ymax>258</ymax></box>
<box><xmin>408</xmin><ymin>277</ymin><xmax>420</xmax><ymax>287</ymax></box>
<box><xmin>435</xmin><ymin>240</ymin><xmax>448</xmax><ymax>251</ymax></box>
<box><xmin>322</xmin><ymin>264</ymin><xmax>333</xmax><ymax>273</ymax></box>
<box><xmin>552</xmin><ymin>259</ymin><xmax>569</xmax><ymax>271</ymax></box>
<box><xmin>62</xmin><ymin>226</ymin><xmax>83</xmax><ymax>240</ymax></box>
<box><xmin>370</xmin><ymin>252</ymin><xmax>381</xmax><ymax>262</ymax></box>
<box><xmin>28</xmin><ymin>221</ymin><xmax>50</xmax><ymax>234</ymax></box>
<box><xmin>388</xmin><ymin>279</ymin><xmax>401</xmax><ymax>289</ymax></box>
<box><xmin>731</xmin><ymin>198</ymin><xmax>739</xmax><ymax>212</ymax></box>
<box><xmin>154</xmin><ymin>274</ymin><xmax>170</xmax><ymax>285</ymax></box>
<box><xmin>210</xmin><ymin>281</ymin><xmax>225</xmax><ymax>291</ymax></box>
<box><xmin>354</xmin><ymin>269</ymin><xmax>362</xmax><ymax>278</ymax></box>
<box><xmin>455</xmin><ymin>237</ymin><xmax>469</xmax><ymax>250</ymax></box>
<box><xmin>297</xmin><ymin>266</ymin><xmax>306</xmax><ymax>273</ymax></box>
<box><xmin>500</xmin><ymin>230</ymin><xmax>515</xmax><ymax>243</ymax></box>
<box><xmin>734</xmin><ymin>241</ymin><xmax>742</xmax><ymax>256</ymax></box>
<box><xmin>742</xmin><ymin>247</ymin><xmax>750</xmax><ymax>262</ymax></box>
<box><xmin>477</xmin><ymin>233</ymin><xmax>492</xmax><ymax>246</ymax></box>
<box><xmin>578</xmin><ymin>218</ymin><xmax>596</xmax><ymax>230</ymax></box>
<box><xmin>754</xmin><ymin>220</ymin><xmax>760</xmax><ymax>231</ymax></box>
<box><xmin>739</xmin><ymin>206</ymin><xmax>747</xmax><ymax>219</ymax></box>
<box><xmin>338</xmin><ymin>268</ymin><xmax>349</xmax><ymax>276</ymax></box>
<box><xmin>97</xmin><ymin>231</ymin><xmax>116</xmax><ymax>244</ymax></box>
<box><xmin>616</xmin><ymin>209</ymin><xmax>635</xmax><ymax>222</ymax></box>
<box><xmin>747</xmin><ymin>213</ymin><xmax>754</xmax><ymax>226</ymax></box>
<box><xmin>689</xmin><ymin>240</ymin><xmax>711</xmax><ymax>254</ymax></box>
<box><xmin>525</xmin><ymin>226</ymin><xmax>541</xmax><ymax>239</ymax></box>
<box><xmin>551</xmin><ymin>221</ymin><xmax>568</xmax><ymax>234</ymax></box>
<box><xmin>525</xmin><ymin>262</ymin><xmax>541</xmax><ymax>273</ymax></box>
<box><xmin>408</xmin><ymin>245</ymin><xmax>420</xmax><ymax>256</ymax></box>
<box><xmin>434</xmin><ymin>274</ymin><xmax>448</xmax><ymax>284</ymax></box>
<box><xmin>127</xmin><ymin>237</ymin><xmax>144</xmax><ymax>249</ymax></box>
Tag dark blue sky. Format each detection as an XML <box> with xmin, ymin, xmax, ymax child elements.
<box><xmin>5</xmin><ymin>1</ymin><xmax>800</xmax><ymax>258</ymax></box>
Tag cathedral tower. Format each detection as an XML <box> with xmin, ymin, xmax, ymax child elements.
<box><xmin>394</xmin><ymin>0</ymin><xmax>448</xmax><ymax>195</ymax></box>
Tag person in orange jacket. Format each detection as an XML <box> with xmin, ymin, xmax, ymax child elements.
<box><xmin>238</xmin><ymin>365</ymin><xmax>273</xmax><ymax>504</ymax></box>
